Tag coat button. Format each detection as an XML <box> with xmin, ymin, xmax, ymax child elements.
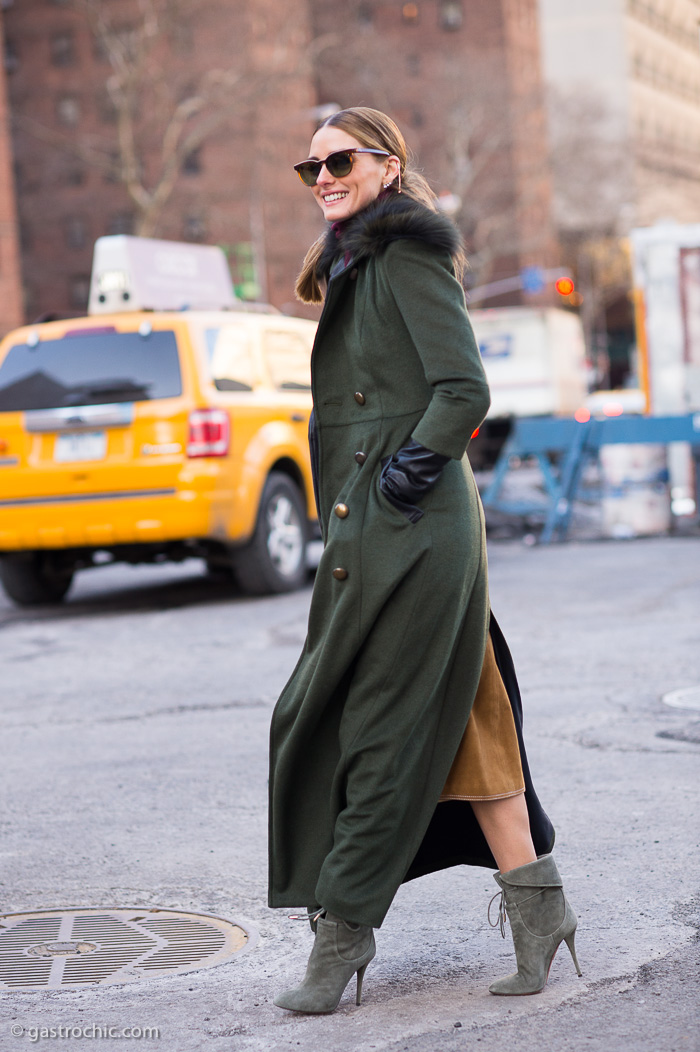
<box><xmin>354</xmin><ymin>392</ymin><xmax>366</xmax><ymax>405</ymax></box>
<box><xmin>332</xmin><ymin>567</ymin><xmax>348</xmax><ymax>580</ymax></box>
<box><xmin>334</xmin><ymin>503</ymin><xmax>349</xmax><ymax>518</ymax></box>
<box><xmin>354</xmin><ymin>451</ymin><xmax>367</xmax><ymax>465</ymax></box>
<box><xmin>349</xmin><ymin>268</ymin><xmax>358</xmax><ymax>280</ymax></box>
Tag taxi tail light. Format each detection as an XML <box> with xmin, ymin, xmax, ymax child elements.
<box><xmin>187</xmin><ymin>408</ymin><xmax>230</xmax><ymax>457</ymax></box>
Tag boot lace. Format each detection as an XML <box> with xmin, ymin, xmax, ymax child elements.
<box><xmin>488</xmin><ymin>891</ymin><xmax>507</xmax><ymax>939</ymax></box>
<box><xmin>287</xmin><ymin>909</ymin><xmax>324</xmax><ymax>923</ymax></box>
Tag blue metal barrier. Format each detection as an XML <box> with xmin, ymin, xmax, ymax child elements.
<box><xmin>481</xmin><ymin>413</ymin><xmax>700</xmax><ymax>544</ymax></box>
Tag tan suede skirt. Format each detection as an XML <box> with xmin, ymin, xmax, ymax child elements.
<box><xmin>439</xmin><ymin>634</ymin><xmax>525</xmax><ymax>802</ymax></box>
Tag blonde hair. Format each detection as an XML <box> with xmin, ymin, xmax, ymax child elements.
<box><xmin>295</xmin><ymin>107</ymin><xmax>462</xmax><ymax>303</ymax></box>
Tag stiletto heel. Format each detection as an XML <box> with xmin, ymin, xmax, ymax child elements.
<box><xmin>274</xmin><ymin>912</ymin><xmax>376</xmax><ymax>1014</ymax></box>
<box><xmin>356</xmin><ymin>962</ymin><xmax>369</xmax><ymax>1005</ymax></box>
<box><xmin>564</xmin><ymin>930</ymin><xmax>582</xmax><ymax>976</ymax></box>
<box><xmin>488</xmin><ymin>854</ymin><xmax>581</xmax><ymax>996</ymax></box>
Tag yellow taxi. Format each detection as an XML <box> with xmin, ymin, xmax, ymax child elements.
<box><xmin>0</xmin><ymin>236</ymin><xmax>317</xmax><ymax>605</ymax></box>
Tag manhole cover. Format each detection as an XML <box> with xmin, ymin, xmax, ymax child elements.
<box><xmin>0</xmin><ymin>908</ymin><xmax>255</xmax><ymax>990</ymax></box>
<box><xmin>662</xmin><ymin>686</ymin><xmax>700</xmax><ymax>712</ymax></box>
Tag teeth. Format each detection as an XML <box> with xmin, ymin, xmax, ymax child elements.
<box><xmin>324</xmin><ymin>193</ymin><xmax>348</xmax><ymax>202</ymax></box>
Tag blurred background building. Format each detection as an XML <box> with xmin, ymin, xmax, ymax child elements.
<box><xmin>1</xmin><ymin>0</ymin><xmax>700</xmax><ymax>389</ymax></box>
<box><xmin>0</xmin><ymin>6</ymin><xmax>23</xmax><ymax>335</ymax></box>
<box><xmin>539</xmin><ymin>0</ymin><xmax>700</xmax><ymax>387</ymax></box>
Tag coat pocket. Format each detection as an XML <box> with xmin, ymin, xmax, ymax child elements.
<box><xmin>378</xmin><ymin>457</ymin><xmax>423</xmax><ymax>524</ymax></box>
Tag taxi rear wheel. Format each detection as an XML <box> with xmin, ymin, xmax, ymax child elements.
<box><xmin>232</xmin><ymin>472</ymin><xmax>308</xmax><ymax>595</ymax></box>
<box><xmin>0</xmin><ymin>552</ymin><xmax>75</xmax><ymax>606</ymax></box>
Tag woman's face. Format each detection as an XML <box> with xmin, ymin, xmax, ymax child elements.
<box><xmin>306</xmin><ymin>126</ymin><xmax>399</xmax><ymax>222</ymax></box>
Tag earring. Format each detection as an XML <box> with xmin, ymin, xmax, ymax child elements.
<box><xmin>397</xmin><ymin>168</ymin><xmax>402</xmax><ymax>194</ymax></box>
<box><xmin>383</xmin><ymin>182</ymin><xmax>391</xmax><ymax>189</ymax></box>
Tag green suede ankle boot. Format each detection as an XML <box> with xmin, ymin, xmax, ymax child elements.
<box><xmin>488</xmin><ymin>853</ymin><xmax>582</xmax><ymax>995</ymax></box>
<box><xmin>274</xmin><ymin>911</ymin><xmax>376</xmax><ymax>1014</ymax></box>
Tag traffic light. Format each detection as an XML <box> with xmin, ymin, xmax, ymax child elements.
<box><xmin>555</xmin><ymin>276</ymin><xmax>575</xmax><ymax>297</ymax></box>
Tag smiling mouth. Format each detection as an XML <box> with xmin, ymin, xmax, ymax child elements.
<box><xmin>323</xmin><ymin>192</ymin><xmax>349</xmax><ymax>203</ymax></box>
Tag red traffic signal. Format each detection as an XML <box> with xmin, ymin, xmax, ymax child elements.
<box><xmin>555</xmin><ymin>276</ymin><xmax>575</xmax><ymax>297</ymax></box>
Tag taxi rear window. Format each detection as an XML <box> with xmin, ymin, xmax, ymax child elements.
<box><xmin>0</xmin><ymin>330</ymin><xmax>182</xmax><ymax>411</ymax></box>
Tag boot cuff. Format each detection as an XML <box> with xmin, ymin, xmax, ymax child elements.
<box><xmin>499</xmin><ymin>853</ymin><xmax>563</xmax><ymax>888</ymax></box>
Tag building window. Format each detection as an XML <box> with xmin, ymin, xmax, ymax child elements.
<box><xmin>65</xmin><ymin>165</ymin><xmax>86</xmax><ymax>187</ymax></box>
<box><xmin>56</xmin><ymin>95</ymin><xmax>80</xmax><ymax>126</ymax></box>
<box><xmin>70</xmin><ymin>275</ymin><xmax>90</xmax><ymax>309</ymax></box>
<box><xmin>4</xmin><ymin>37</ymin><xmax>18</xmax><ymax>73</ymax></box>
<box><xmin>357</xmin><ymin>2</ymin><xmax>372</xmax><ymax>24</ymax></box>
<box><xmin>182</xmin><ymin>148</ymin><xmax>202</xmax><ymax>176</ymax></box>
<box><xmin>97</xmin><ymin>88</ymin><xmax>117</xmax><ymax>124</ymax></box>
<box><xmin>13</xmin><ymin>161</ymin><xmax>25</xmax><ymax>192</ymax></box>
<box><xmin>439</xmin><ymin>1</ymin><xmax>463</xmax><ymax>30</ymax></box>
<box><xmin>107</xmin><ymin>213</ymin><xmax>134</xmax><ymax>235</ymax></box>
<box><xmin>65</xmin><ymin>216</ymin><xmax>87</xmax><ymax>249</ymax></box>
<box><xmin>19</xmin><ymin>221</ymin><xmax>32</xmax><ymax>252</ymax></box>
<box><xmin>103</xmin><ymin>152</ymin><xmax>120</xmax><ymax>184</ymax></box>
<box><xmin>183</xmin><ymin>214</ymin><xmax>206</xmax><ymax>242</ymax></box>
<box><xmin>50</xmin><ymin>30</ymin><xmax>76</xmax><ymax>66</ymax></box>
<box><xmin>401</xmin><ymin>3</ymin><xmax>419</xmax><ymax>24</ymax></box>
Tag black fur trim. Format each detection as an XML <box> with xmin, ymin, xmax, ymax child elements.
<box><xmin>317</xmin><ymin>193</ymin><xmax>462</xmax><ymax>279</ymax></box>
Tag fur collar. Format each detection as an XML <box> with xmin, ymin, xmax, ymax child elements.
<box><xmin>317</xmin><ymin>193</ymin><xmax>462</xmax><ymax>279</ymax></box>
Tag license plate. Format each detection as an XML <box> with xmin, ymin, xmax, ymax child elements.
<box><xmin>54</xmin><ymin>431</ymin><xmax>107</xmax><ymax>463</ymax></box>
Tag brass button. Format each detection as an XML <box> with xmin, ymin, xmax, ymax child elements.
<box><xmin>334</xmin><ymin>503</ymin><xmax>349</xmax><ymax>519</ymax></box>
<box><xmin>354</xmin><ymin>451</ymin><xmax>367</xmax><ymax>465</ymax></box>
<box><xmin>349</xmin><ymin>268</ymin><xmax>358</xmax><ymax>280</ymax></box>
<box><xmin>354</xmin><ymin>392</ymin><xmax>366</xmax><ymax>405</ymax></box>
<box><xmin>332</xmin><ymin>567</ymin><xmax>348</xmax><ymax>581</ymax></box>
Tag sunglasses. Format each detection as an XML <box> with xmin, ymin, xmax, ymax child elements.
<box><xmin>293</xmin><ymin>148</ymin><xmax>391</xmax><ymax>186</ymax></box>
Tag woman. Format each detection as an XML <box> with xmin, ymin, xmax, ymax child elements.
<box><xmin>269</xmin><ymin>107</ymin><xmax>581</xmax><ymax>1014</ymax></box>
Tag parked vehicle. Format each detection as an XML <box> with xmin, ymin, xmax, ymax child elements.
<box><xmin>466</xmin><ymin>306</ymin><xmax>588</xmax><ymax>468</ymax></box>
<box><xmin>0</xmin><ymin>237</ymin><xmax>318</xmax><ymax>605</ymax></box>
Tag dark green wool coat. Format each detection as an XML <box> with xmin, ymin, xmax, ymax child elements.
<box><xmin>268</xmin><ymin>195</ymin><xmax>554</xmax><ymax>928</ymax></box>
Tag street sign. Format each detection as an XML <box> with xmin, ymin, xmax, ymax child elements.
<box><xmin>521</xmin><ymin>266</ymin><xmax>545</xmax><ymax>294</ymax></box>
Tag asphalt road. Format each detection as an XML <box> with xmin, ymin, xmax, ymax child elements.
<box><xmin>0</xmin><ymin>537</ymin><xmax>698</xmax><ymax>1051</ymax></box>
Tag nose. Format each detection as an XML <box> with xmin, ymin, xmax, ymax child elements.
<box><xmin>315</xmin><ymin>162</ymin><xmax>334</xmax><ymax>186</ymax></box>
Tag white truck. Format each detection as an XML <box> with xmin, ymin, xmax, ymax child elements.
<box><xmin>630</xmin><ymin>220</ymin><xmax>700</xmax><ymax>514</ymax></box>
<box><xmin>467</xmin><ymin>306</ymin><xmax>589</xmax><ymax>466</ymax></box>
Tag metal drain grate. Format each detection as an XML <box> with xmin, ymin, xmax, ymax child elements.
<box><xmin>0</xmin><ymin>908</ymin><xmax>254</xmax><ymax>990</ymax></box>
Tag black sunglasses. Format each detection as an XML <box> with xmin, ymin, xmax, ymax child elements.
<box><xmin>293</xmin><ymin>148</ymin><xmax>391</xmax><ymax>186</ymax></box>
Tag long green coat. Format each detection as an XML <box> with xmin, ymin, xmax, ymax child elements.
<box><xmin>268</xmin><ymin>196</ymin><xmax>553</xmax><ymax>928</ymax></box>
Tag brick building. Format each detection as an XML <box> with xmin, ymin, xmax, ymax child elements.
<box><xmin>309</xmin><ymin>0</ymin><xmax>560</xmax><ymax>300</ymax></box>
<box><xmin>3</xmin><ymin>0</ymin><xmax>320</xmax><ymax>320</ymax></box>
<box><xmin>0</xmin><ymin>8</ymin><xmax>23</xmax><ymax>335</ymax></box>
<box><xmin>3</xmin><ymin>0</ymin><xmax>559</xmax><ymax>322</ymax></box>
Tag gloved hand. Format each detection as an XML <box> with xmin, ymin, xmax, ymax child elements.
<box><xmin>379</xmin><ymin>438</ymin><xmax>450</xmax><ymax>522</ymax></box>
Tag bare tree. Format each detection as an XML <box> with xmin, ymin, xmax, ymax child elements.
<box><xmin>544</xmin><ymin>85</ymin><xmax>635</xmax><ymax>382</ymax></box>
<box><xmin>546</xmin><ymin>85</ymin><xmax>632</xmax><ymax>236</ymax></box>
<box><xmin>18</xmin><ymin>0</ymin><xmax>309</xmax><ymax>236</ymax></box>
<box><xmin>310</xmin><ymin>26</ymin><xmax>553</xmax><ymax>291</ymax></box>
<box><xmin>441</xmin><ymin>62</ymin><xmax>551</xmax><ymax>289</ymax></box>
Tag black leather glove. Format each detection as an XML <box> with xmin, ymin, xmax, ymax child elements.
<box><xmin>379</xmin><ymin>438</ymin><xmax>450</xmax><ymax>523</ymax></box>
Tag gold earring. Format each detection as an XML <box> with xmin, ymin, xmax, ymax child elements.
<box><xmin>397</xmin><ymin>168</ymin><xmax>402</xmax><ymax>193</ymax></box>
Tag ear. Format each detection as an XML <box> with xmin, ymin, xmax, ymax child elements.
<box><xmin>384</xmin><ymin>155</ymin><xmax>401</xmax><ymax>184</ymax></box>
